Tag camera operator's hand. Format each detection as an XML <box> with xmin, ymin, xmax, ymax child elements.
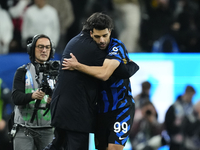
<box><xmin>47</xmin><ymin>96</ymin><xmax>51</xmax><ymax>104</ymax></box>
<box><xmin>0</xmin><ymin>119</ymin><xmax>6</xmax><ymax>131</ymax></box>
<box><xmin>31</xmin><ymin>89</ymin><xmax>45</xmax><ymax>100</ymax></box>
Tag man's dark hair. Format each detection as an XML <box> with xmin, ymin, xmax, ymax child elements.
<box><xmin>185</xmin><ymin>85</ymin><xmax>196</xmax><ymax>93</ymax></box>
<box><xmin>82</xmin><ymin>12</ymin><xmax>114</xmax><ymax>31</ymax></box>
<box><xmin>27</xmin><ymin>34</ymin><xmax>55</xmax><ymax>63</ymax></box>
<box><xmin>142</xmin><ymin>81</ymin><xmax>151</xmax><ymax>91</ymax></box>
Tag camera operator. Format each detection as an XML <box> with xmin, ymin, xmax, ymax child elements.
<box><xmin>11</xmin><ymin>34</ymin><xmax>58</xmax><ymax>150</ymax></box>
<box><xmin>129</xmin><ymin>101</ymin><xmax>163</xmax><ymax>150</ymax></box>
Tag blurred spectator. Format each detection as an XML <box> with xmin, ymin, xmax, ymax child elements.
<box><xmin>8</xmin><ymin>0</ymin><xmax>31</xmax><ymax>53</ymax></box>
<box><xmin>130</xmin><ymin>101</ymin><xmax>163</xmax><ymax>150</ymax></box>
<box><xmin>0</xmin><ymin>5</ymin><xmax>13</xmax><ymax>54</ymax></box>
<box><xmin>21</xmin><ymin>0</ymin><xmax>60</xmax><ymax>49</ymax></box>
<box><xmin>0</xmin><ymin>0</ymin><xmax>9</xmax><ymax>10</ymax></box>
<box><xmin>134</xmin><ymin>81</ymin><xmax>151</xmax><ymax>108</ymax></box>
<box><xmin>8</xmin><ymin>0</ymin><xmax>30</xmax><ymax>18</ymax></box>
<box><xmin>47</xmin><ymin>0</ymin><xmax>74</xmax><ymax>55</ymax></box>
<box><xmin>152</xmin><ymin>34</ymin><xmax>180</xmax><ymax>53</ymax></box>
<box><xmin>68</xmin><ymin>0</ymin><xmax>117</xmax><ymax>41</ymax></box>
<box><xmin>170</xmin><ymin>0</ymin><xmax>200</xmax><ymax>53</ymax></box>
<box><xmin>0</xmin><ymin>78</ymin><xmax>14</xmax><ymax>150</ymax></box>
<box><xmin>165</xmin><ymin>85</ymin><xmax>196</xmax><ymax>150</ymax></box>
<box><xmin>66</xmin><ymin>0</ymin><xmax>88</xmax><ymax>43</ymax></box>
<box><xmin>112</xmin><ymin>0</ymin><xmax>141</xmax><ymax>53</ymax></box>
<box><xmin>183</xmin><ymin>100</ymin><xmax>200</xmax><ymax>149</ymax></box>
<box><xmin>85</xmin><ymin>0</ymin><xmax>114</xmax><ymax>18</ymax></box>
<box><xmin>172</xmin><ymin>0</ymin><xmax>185</xmax><ymax>18</ymax></box>
<box><xmin>139</xmin><ymin>0</ymin><xmax>176</xmax><ymax>52</ymax></box>
<box><xmin>85</xmin><ymin>0</ymin><xmax>118</xmax><ymax>38</ymax></box>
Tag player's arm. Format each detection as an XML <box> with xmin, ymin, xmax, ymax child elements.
<box><xmin>62</xmin><ymin>53</ymin><xmax>120</xmax><ymax>81</ymax></box>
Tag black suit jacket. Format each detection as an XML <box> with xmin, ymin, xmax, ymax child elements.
<box><xmin>50</xmin><ymin>31</ymin><xmax>107</xmax><ymax>133</ymax></box>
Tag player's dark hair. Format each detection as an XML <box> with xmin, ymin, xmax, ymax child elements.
<box><xmin>82</xmin><ymin>12</ymin><xmax>114</xmax><ymax>31</ymax></box>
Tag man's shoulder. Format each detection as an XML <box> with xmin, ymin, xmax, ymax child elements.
<box><xmin>17</xmin><ymin>63</ymin><xmax>30</xmax><ymax>71</ymax></box>
<box><xmin>25</xmin><ymin>5</ymin><xmax>37</xmax><ymax>12</ymax></box>
<box><xmin>13</xmin><ymin>64</ymin><xmax>30</xmax><ymax>79</ymax></box>
<box><xmin>79</xmin><ymin>31</ymin><xmax>93</xmax><ymax>42</ymax></box>
<box><xmin>109</xmin><ymin>38</ymin><xmax>126</xmax><ymax>51</ymax></box>
<box><xmin>44</xmin><ymin>4</ymin><xmax>58</xmax><ymax>13</ymax></box>
<box><xmin>69</xmin><ymin>32</ymin><xmax>98</xmax><ymax>48</ymax></box>
<box><xmin>110</xmin><ymin>38</ymin><xmax>123</xmax><ymax>45</ymax></box>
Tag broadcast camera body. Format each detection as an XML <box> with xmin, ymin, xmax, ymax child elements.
<box><xmin>36</xmin><ymin>60</ymin><xmax>60</xmax><ymax>79</ymax></box>
<box><xmin>30</xmin><ymin>60</ymin><xmax>60</xmax><ymax>123</ymax></box>
<box><xmin>35</xmin><ymin>60</ymin><xmax>60</xmax><ymax>95</ymax></box>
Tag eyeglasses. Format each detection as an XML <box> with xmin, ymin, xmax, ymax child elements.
<box><xmin>36</xmin><ymin>45</ymin><xmax>51</xmax><ymax>51</ymax></box>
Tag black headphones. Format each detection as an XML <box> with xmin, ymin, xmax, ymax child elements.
<box><xmin>27</xmin><ymin>34</ymin><xmax>55</xmax><ymax>62</ymax></box>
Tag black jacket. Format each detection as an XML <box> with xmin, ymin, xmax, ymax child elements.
<box><xmin>50</xmin><ymin>31</ymin><xmax>107</xmax><ymax>133</ymax></box>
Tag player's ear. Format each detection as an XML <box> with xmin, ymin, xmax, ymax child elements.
<box><xmin>109</xmin><ymin>29</ymin><xmax>111</xmax><ymax>35</ymax></box>
<box><xmin>90</xmin><ymin>30</ymin><xmax>93</xmax><ymax>37</ymax></box>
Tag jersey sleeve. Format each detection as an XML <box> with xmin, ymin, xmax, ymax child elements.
<box><xmin>106</xmin><ymin>38</ymin><xmax>129</xmax><ymax>64</ymax></box>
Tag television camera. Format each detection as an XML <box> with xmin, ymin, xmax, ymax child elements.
<box><xmin>30</xmin><ymin>60</ymin><xmax>60</xmax><ymax>123</ymax></box>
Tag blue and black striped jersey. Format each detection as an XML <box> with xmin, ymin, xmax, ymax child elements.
<box><xmin>98</xmin><ymin>38</ymin><xmax>135</xmax><ymax>113</ymax></box>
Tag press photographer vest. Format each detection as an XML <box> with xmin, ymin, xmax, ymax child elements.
<box><xmin>14</xmin><ymin>63</ymin><xmax>53</xmax><ymax>128</ymax></box>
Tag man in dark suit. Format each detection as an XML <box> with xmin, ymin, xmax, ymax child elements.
<box><xmin>44</xmin><ymin>13</ymin><xmax>107</xmax><ymax>150</ymax></box>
